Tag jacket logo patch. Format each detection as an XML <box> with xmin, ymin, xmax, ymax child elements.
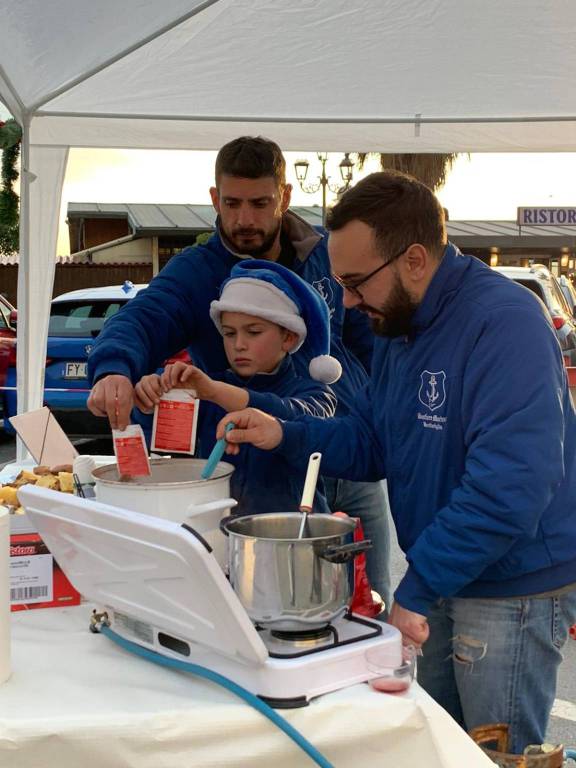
<box><xmin>312</xmin><ymin>278</ymin><xmax>335</xmax><ymax>316</ymax></box>
<box><xmin>419</xmin><ymin>370</ymin><xmax>446</xmax><ymax>412</ymax></box>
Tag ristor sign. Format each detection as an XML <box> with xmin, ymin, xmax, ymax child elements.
<box><xmin>517</xmin><ymin>207</ymin><xmax>576</xmax><ymax>226</ymax></box>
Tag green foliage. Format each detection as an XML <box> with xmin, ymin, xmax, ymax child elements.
<box><xmin>195</xmin><ymin>231</ymin><xmax>213</xmax><ymax>245</ymax></box>
<box><xmin>0</xmin><ymin>119</ymin><xmax>22</xmax><ymax>150</ymax></box>
<box><xmin>0</xmin><ymin>123</ymin><xmax>21</xmax><ymax>256</ymax></box>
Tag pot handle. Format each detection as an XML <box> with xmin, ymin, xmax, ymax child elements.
<box><xmin>185</xmin><ymin>497</ymin><xmax>237</xmax><ymax>518</ymax></box>
<box><xmin>320</xmin><ymin>539</ymin><xmax>372</xmax><ymax>564</ymax></box>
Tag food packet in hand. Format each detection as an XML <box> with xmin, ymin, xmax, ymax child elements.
<box><xmin>151</xmin><ymin>389</ymin><xmax>199</xmax><ymax>455</ymax></box>
<box><xmin>113</xmin><ymin>424</ymin><xmax>151</xmax><ymax>478</ymax></box>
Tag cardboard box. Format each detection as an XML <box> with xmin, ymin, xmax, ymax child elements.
<box><xmin>9</xmin><ymin>531</ymin><xmax>81</xmax><ymax>611</ymax></box>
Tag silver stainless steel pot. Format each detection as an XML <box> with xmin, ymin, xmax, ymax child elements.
<box><xmin>220</xmin><ymin>513</ymin><xmax>372</xmax><ymax>632</ymax></box>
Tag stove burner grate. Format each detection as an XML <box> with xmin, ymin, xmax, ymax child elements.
<box><xmin>258</xmin><ymin>612</ymin><xmax>384</xmax><ymax>660</ymax></box>
<box><xmin>270</xmin><ymin>625</ymin><xmax>333</xmax><ymax>642</ymax></box>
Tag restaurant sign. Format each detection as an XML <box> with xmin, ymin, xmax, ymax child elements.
<box><xmin>517</xmin><ymin>207</ymin><xmax>576</xmax><ymax>226</ymax></box>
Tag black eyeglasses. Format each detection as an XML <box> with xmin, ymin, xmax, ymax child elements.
<box><xmin>333</xmin><ymin>245</ymin><xmax>410</xmax><ymax>300</ymax></box>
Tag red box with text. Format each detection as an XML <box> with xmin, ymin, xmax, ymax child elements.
<box><xmin>9</xmin><ymin>532</ymin><xmax>81</xmax><ymax>611</ymax></box>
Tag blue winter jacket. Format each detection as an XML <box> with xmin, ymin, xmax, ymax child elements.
<box><xmin>197</xmin><ymin>356</ymin><xmax>333</xmax><ymax>516</ymax></box>
<box><xmin>88</xmin><ymin>211</ymin><xmax>373</xmax><ymax>415</ymax></box>
<box><xmin>275</xmin><ymin>244</ymin><xmax>576</xmax><ymax>614</ymax></box>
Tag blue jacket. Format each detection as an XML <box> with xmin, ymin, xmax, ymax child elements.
<box><xmin>276</xmin><ymin>244</ymin><xmax>576</xmax><ymax>614</ymax></box>
<box><xmin>88</xmin><ymin>211</ymin><xmax>373</xmax><ymax>415</ymax></box>
<box><xmin>198</xmin><ymin>356</ymin><xmax>333</xmax><ymax>516</ymax></box>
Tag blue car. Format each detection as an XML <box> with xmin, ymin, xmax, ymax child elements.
<box><xmin>3</xmin><ymin>282</ymin><xmax>146</xmax><ymax>435</ymax></box>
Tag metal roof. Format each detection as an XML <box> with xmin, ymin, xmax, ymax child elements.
<box><xmin>67</xmin><ymin>202</ymin><xmax>323</xmax><ymax>233</ymax></box>
<box><xmin>67</xmin><ymin>203</ymin><xmax>576</xmax><ymax>248</ymax></box>
<box><xmin>444</xmin><ymin>219</ymin><xmax>576</xmax><ymax>248</ymax></box>
<box><xmin>0</xmin><ymin>253</ymin><xmax>79</xmax><ymax>266</ymax></box>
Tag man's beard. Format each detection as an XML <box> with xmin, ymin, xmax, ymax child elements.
<box><xmin>358</xmin><ymin>271</ymin><xmax>419</xmax><ymax>338</ymax></box>
<box><xmin>224</xmin><ymin>220</ymin><xmax>282</xmax><ymax>257</ymax></box>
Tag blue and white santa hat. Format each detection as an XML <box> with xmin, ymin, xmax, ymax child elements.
<box><xmin>209</xmin><ymin>260</ymin><xmax>342</xmax><ymax>384</ymax></box>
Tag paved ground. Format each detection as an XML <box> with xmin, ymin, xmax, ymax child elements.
<box><xmin>1</xmin><ymin>429</ymin><xmax>575</xmax><ymax>750</ymax></box>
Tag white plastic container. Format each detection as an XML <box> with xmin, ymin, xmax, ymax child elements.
<box><xmin>92</xmin><ymin>459</ymin><xmax>236</xmax><ymax>567</ymax></box>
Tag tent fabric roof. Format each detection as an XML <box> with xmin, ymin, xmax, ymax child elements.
<box><xmin>3</xmin><ymin>0</ymin><xmax>576</xmax><ymax>152</ymax></box>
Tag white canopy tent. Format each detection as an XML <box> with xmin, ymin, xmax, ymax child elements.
<box><xmin>1</xmin><ymin>0</ymin><xmax>576</xmax><ymax>456</ymax></box>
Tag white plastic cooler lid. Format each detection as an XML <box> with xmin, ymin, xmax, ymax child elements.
<box><xmin>18</xmin><ymin>486</ymin><xmax>269</xmax><ymax>666</ymax></box>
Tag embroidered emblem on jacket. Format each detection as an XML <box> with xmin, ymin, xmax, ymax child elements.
<box><xmin>418</xmin><ymin>370</ymin><xmax>446</xmax><ymax>412</ymax></box>
<box><xmin>312</xmin><ymin>277</ymin><xmax>335</xmax><ymax>316</ymax></box>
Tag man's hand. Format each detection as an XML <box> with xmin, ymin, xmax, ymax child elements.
<box><xmin>388</xmin><ymin>602</ymin><xmax>430</xmax><ymax>649</ymax></box>
<box><xmin>87</xmin><ymin>374</ymin><xmax>134</xmax><ymax>431</ymax></box>
<box><xmin>216</xmin><ymin>408</ymin><xmax>283</xmax><ymax>455</ymax></box>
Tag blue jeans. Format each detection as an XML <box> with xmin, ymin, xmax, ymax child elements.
<box><xmin>417</xmin><ymin>590</ymin><xmax>576</xmax><ymax>754</ymax></box>
<box><xmin>323</xmin><ymin>477</ymin><xmax>391</xmax><ymax>613</ymax></box>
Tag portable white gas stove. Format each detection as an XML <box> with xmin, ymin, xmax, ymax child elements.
<box><xmin>19</xmin><ymin>485</ymin><xmax>407</xmax><ymax>708</ymax></box>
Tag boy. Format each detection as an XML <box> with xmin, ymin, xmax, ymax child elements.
<box><xmin>134</xmin><ymin>260</ymin><xmax>341</xmax><ymax>516</ymax></box>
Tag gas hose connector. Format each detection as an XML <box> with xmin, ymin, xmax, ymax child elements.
<box><xmin>89</xmin><ymin>609</ymin><xmax>110</xmax><ymax>634</ymax></box>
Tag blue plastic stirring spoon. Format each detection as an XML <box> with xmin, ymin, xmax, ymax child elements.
<box><xmin>201</xmin><ymin>422</ymin><xmax>236</xmax><ymax>480</ymax></box>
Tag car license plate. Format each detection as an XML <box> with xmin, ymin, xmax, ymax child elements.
<box><xmin>64</xmin><ymin>362</ymin><xmax>87</xmax><ymax>379</ymax></box>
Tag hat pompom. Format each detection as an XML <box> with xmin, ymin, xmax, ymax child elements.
<box><xmin>309</xmin><ymin>355</ymin><xmax>342</xmax><ymax>384</ymax></box>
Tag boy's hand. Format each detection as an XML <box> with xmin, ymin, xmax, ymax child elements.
<box><xmin>160</xmin><ymin>363</ymin><xmax>216</xmax><ymax>400</ymax></box>
<box><xmin>134</xmin><ymin>374</ymin><xmax>163</xmax><ymax>413</ymax></box>
<box><xmin>216</xmin><ymin>409</ymin><xmax>284</xmax><ymax>455</ymax></box>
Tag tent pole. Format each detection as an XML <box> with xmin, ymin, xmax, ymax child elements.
<box><xmin>15</xmin><ymin>128</ymin><xmax>69</xmax><ymax>463</ymax></box>
<box><xmin>15</xmin><ymin>115</ymin><xmax>31</xmax><ymax>461</ymax></box>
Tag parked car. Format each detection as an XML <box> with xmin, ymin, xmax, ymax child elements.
<box><xmin>493</xmin><ymin>265</ymin><xmax>576</xmax><ymax>364</ymax></box>
<box><xmin>558</xmin><ymin>274</ymin><xmax>576</xmax><ymax>317</ymax></box>
<box><xmin>0</xmin><ymin>295</ymin><xmax>17</xmax><ymax>415</ymax></box>
<box><xmin>2</xmin><ymin>281</ymin><xmax>190</xmax><ymax>436</ymax></box>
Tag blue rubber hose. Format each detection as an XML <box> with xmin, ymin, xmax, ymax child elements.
<box><xmin>98</xmin><ymin>623</ymin><xmax>334</xmax><ymax>768</ymax></box>
<box><xmin>201</xmin><ymin>422</ymin><xmax>236</xmax><ymax>479</ymax></box>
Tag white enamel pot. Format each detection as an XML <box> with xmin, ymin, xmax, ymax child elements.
<box><xmin>92</xmin><ymin>458</ymin><xmax>236</xmax><ymax>567</ymax></box>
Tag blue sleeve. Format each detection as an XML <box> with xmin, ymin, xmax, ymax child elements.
<box><xmin>88</xmin><ymin>248</ymin><xmax>208</xmax><ymax>385</ymax></box>
<box><xmin>342</xmin><ymin>307</ymin><xmax>374</xmax><ymax>374</ymax></box>
<box><xmin>395</xmin><ymin>306</ymin><xmax>568</xmax><ymax>614</ymax></box>
<box><xmin>274</xmin><ymin>381</ymin><xmax>385</xmax><ymax>481</ymax></box>
<box><xmin>247</xmin><ymin>383</ymin><xmax>336</xmax><ymax>419</ymax></box>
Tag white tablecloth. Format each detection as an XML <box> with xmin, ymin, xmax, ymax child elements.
<box><xmin>0</xmin><ymin>606</ymin><xmax>493</xmax><ymax>768</ymax></box>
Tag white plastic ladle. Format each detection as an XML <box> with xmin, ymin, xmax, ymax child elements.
<box><xmin>297</xmin><ymin>452</ymin><xmax>322</xmax><ymax>539</ymax></box>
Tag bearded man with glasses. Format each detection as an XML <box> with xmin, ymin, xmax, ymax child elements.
<box><xmin>218</xmin><ymin>170</ymin><xmax>576</xmax><ymax>755</ymax></box>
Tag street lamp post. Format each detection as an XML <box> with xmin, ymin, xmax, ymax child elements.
<box><xmin>293</xmin><ymin>152</ymin><xmax>354</xmax><ymax>225</ymax></box>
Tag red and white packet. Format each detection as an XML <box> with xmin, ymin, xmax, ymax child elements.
<box><xmin>151</xmin><ymin>389</ymin><xmax>199</xmax><ymax>455</ymax></box>
<box><xmin>112</xmin><ymin>424</ymin><xmax>151</xmax><ymax>477</ymax></box>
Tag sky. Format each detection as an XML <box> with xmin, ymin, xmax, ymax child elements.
<box><xmin>56</xmin><ymin>149</ymin><xmax>576</xmax><ymax>255</ymax></box>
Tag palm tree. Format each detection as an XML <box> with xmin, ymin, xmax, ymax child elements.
<box><xmin>355</xmin><ymin>152</ymin><xmax>458</xmax><ymax>192</ymax></box>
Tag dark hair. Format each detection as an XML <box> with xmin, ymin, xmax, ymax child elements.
<box><xmin>215</xmin><ymin>136</ymin><xmax>286</xmax><ymax>186</ymax></box>
<box><xmin>326</xmin><ymin>171</ymin><xmax>446</xmax><ymax>259</ymax></box>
